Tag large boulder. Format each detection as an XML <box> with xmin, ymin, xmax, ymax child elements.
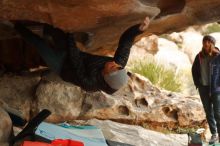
<box><xmin>0</xmin><ymin>1</ymin><xmax>220</xmax><ymax>71</ymax></box>
<box><xmin>35</xmin><ymin>74</ymin><xmax>85</xmax><ymax>122</ymax></box>
<box><xmin>0</xmin><ymin>106</ymin><xmax>12</xmax><ymax>146</ymax></box>
<box><xmin>155</xmin><ymin>38</ymin><xmax>191</xmax><ymax>69</ymax></box>
<box><xmin>0</xmin><ymin>0</ymin><xmax>160</xmax><ymax>51</ymax></box>
<box><xmin>0</xmin><ymin>72</ymin><xmax>206</xmax><ymax>131</ymax></box>
<box><xmin>0</xmin><ymin>74</ymin><xmax>41</xmax><ymax>119</ymax></box>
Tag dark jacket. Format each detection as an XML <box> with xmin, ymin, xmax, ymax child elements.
<box><xmin>14</xmin><ymin>22</ymin><xmax>142</xmax><ymax>94</ymax></box>
<box><xmin>192</xmin><ymin>48</ymin><xmax>220</xmax><ymax>95</ymax></box>
<box><xmin>60</xmin><ymin>24</ymin><xmax>142</xmax><ymax>94</ymax></box>
<box><xmin>210</xmin><ymin>54</ymin><xmax>220</xmax><ymax>94</ymax></box>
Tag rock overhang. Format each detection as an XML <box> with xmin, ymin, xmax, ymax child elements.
<box><xmin>0</xmin><ymin>0</ymin><xmax>220</xmax><ymax>70</ymax></box>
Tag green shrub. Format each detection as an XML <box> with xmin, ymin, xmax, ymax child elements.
<box><xmin>130</xmin><ymin>60</ymin><xmax>182</xmax><ymax>92</ymax></box>
<box><xmin>159</xmin><ymin>34</ymin><xmax>170</xmax><ymax>40</ymax></box>
<box><xmin>203</xmin><ymin>23</ymin><xmax>220</xmax><ymax>35</ymax></box>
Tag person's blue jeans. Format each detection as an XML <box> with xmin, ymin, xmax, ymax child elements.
<box><xmin>199</xmin><ymin>85</ymin><xmax>220</xmax><ymax>135</ymax></box>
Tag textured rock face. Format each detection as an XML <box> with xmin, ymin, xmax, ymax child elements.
<box><xmin>150</xmin><ymin>0</ymin><xmax>220</xmax><ymax>34</ymax></box>
<box><xmin>0</xmin><ymin>0</ymin><xmax>160</xmax><ymax>51</ymax></box>
<box><xmin>36</xmin><ymin>77</ymin><xmax>85</xmax><ymax>122</ymax></box>
<box><xmin>0</xmin><ymin>0</ymin><xmax>220</xmax><ymax>51</ymax></box>
<box><xmin>0</xmin><ymin>72</ymin><xmax>206</xmax><ymax>131</ymax></box>
<box><xmin>0</xmin><ymin>107</ymin><xmax>12</xmax><ymax>146</ymax></box>
<box><xmin>0</xmin><ymin>1</ymin><xmax>220</xmax><ymax>71</ymax></box>
<box><xmin>0</xmin><ymin>74</ymin><xmax>41</xmax><ymax>119</ymax></box>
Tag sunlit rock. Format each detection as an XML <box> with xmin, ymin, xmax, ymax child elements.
<box><xmin>155</xmin><ymin>38</ymin><xmax>191</xmax><ymax>69</ymax></box>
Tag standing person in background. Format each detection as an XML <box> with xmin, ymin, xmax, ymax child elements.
<box><xmin>192</xmin><ymin>35</ymin><xmax>220</xmax><ymax>144</ymax></box>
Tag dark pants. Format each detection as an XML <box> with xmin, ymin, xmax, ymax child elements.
<box><xmin>199</xmin><ymin>85</ymin><xmax>220</xmax><ymax>135</ymax></box>
<box><xmin>29</xmin><ymin>36</ymin><xmax>66</xmax><ymax>74</ymax></box>
<box><xmin>15</xmin><ymin>23</ymin><xmax>67</xmax><ymax>74</ymax></box>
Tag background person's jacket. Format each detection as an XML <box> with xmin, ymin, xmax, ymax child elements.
<box><xmin>192</xmin><ymin>47</ymin><xmax>220</xmax><ymax>95</ymax></box>
<box><xmin>210</xmin><ymin>53</ymin><xmax>220</xmax><ymax>94</ymax></box>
